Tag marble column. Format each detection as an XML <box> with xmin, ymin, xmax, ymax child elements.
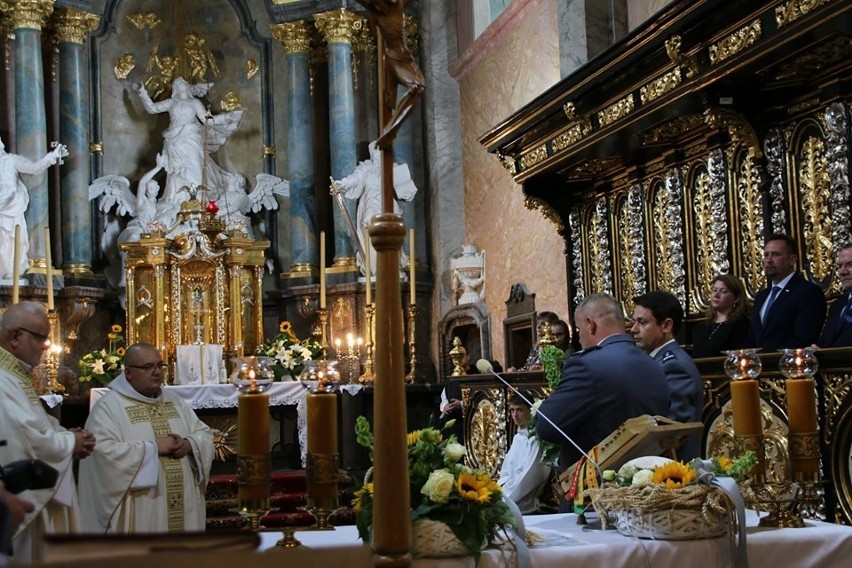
<box><xmin>315</xmin><ymin>9</ymin><xmax>359</xmax><ymax>268</ymax></box>
<box><xmin>53</xmin><ymin>7</ymin><xmax>99</xmax><ymax>276</ymax></box>
<box><xmin>8</xmin><ymin>0</ymin><xmax>55</xmax><ymax>268</ymax></box>
<box><xmin>273</xmin><ymin>21</ymin><xmax>317</xmax><ymax>281</ymax></box>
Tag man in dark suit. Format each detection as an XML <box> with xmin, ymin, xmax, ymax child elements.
<box><xmin>632</xmin><ymin>291</ymin><xmax>703</xmax><ymax>461</ymax></box>
<box><xmin>746</xmin><ymin>234</ymin><xmax>826</xmax><ymax>351</ymax></box>
<box><xmin>820</xmin><ymin>244</ymin><xmax>852</xmax><ymax>347</ymax></box>
<box><xmin>536</xmin><ymin>293</ymin><xmax>670</xmax><ymax>470</ymax></box>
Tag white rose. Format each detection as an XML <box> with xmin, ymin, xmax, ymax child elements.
<box><xmin>443</xmin><ymin>442</ymin><xmax>466</xmax><ymax>462</ymax></box>
<box><xmin>631</xmin><ymin>469</ymin><xmax>654</xmax><ymax>485</ymax></box>
<box><xmin>421</xmin><ymin>470</ymin><xmax>455</xmax><ymax>503</ymax></box>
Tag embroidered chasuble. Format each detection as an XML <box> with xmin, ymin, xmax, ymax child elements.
<box><xmin>0</xmin><ymin>347</ymin><xmax>80</xmax><ymax>565</ymax></box>
<box><xmin>78</xmin><ymin>373</ymin><xmax>214</xmax><ymax>533</ymax></box>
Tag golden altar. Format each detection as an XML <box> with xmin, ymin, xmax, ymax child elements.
<box><xmin>120</xmin><ymin>209</ymin><xmax>268</xmax><ymax>370</ymax></box>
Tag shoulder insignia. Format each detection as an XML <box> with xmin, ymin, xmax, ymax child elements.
<box><xmin>661</xmin><ymin>350</ymin><xmax>676</xmax><ymax>364</ymax></box>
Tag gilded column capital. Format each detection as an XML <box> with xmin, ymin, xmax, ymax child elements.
<box><xmin>314</xmin><ymin>8</ymin><xmax>363</xmax><ymax>45</ymax></box>
<box><xmin>271</xmin><ymin>21</ymin><xmax>311</xmax><ymax>54</ymax></box>
<box><xmin>0</xmin><ymin>0</ymin><xmax>55</xmax><ymax>31</ymax></box>
<box><xmin>51</xmin><ymin>7</ymin><xmax>99</xmax><ymax>45</ymax></box>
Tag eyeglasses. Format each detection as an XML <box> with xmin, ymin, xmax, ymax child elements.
<box><xmin>17</xmin><ymin>327</ymin><xmax>50</xmax><ymax>344</ymax></box>
<box><xmin>127</xmin><ymin>362</ymin><xmax>168</xmax><ymax>371</ymax></box>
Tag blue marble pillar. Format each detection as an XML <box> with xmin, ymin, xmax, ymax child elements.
<box><xmin>14</xmin><ymin>27</ymin><xmax>49</xmax><ymax>265</ymax></box>
<box><xmin>279</xmin><ymin>23</ymin><xmax>317</xmax><ymax>277</ymax></box>
<box><xmin>316</xmin><ymin>10</ymin><xmax>359</xmax><ymax>265</ymax></box>
<box><xmin>56</xmin><ymin>9</ymin><xmax>98</xmax><ymax>274</ymax></box>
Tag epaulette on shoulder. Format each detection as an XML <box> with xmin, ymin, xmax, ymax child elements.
<box><xmin>661</xmin><ymin>350</ymin><xmax>676</xmax><ymax>363</ymax></box>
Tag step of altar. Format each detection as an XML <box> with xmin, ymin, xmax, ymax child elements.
<box><xmin>205</xmin><ymin>470</ymin><xmax>356</xmax><ymax>530</ymax></box>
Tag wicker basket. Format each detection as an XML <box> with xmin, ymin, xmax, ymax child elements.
<box><xmin>411</xmin><ymin>519</ymin><xmax>472</xmax><ymax>558</ymax></box>
<box><xmin>589</xmin><ymin>484</ymin><xmax>730</xmax><ymax>541</ymax></box>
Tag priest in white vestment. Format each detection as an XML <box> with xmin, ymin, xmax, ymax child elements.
<box><xmin>498</xmin><ymin>394</ymin><xmax>552</xmax><ymax>514</ymax></box>
<box><xmin>0</xmin><ymin>302</ymin><xmax>95</xmax><ymax>564</ymax></box>
<box><xmin>78</xmin><ymin>343</ymin><xmax>214</xmax><ymax>533</ymax></box>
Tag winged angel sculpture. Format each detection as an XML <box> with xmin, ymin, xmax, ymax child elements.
<box><xmin>90</xmin><ymin>77</ymin><xmax>288</xmax><ymax>291</ymax></box>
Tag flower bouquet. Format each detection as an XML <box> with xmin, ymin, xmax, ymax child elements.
<box><xmin>353</xmin><ymin>416</ymin><xmax>515</xmax><ymax>561</ymax></box>
<box><xmin>589</xmin><ymin>452</ymin><xmax>756</xmax><ymax>540</ymax></box>
<box><xmin>526</xmin><ymin>344</ymin><xmax>565</xmax><ymax>465</ymax></box>
<box><xmin>255</xmin><ymin>321</ymin><xmax>323</xmax><ymax>380</ymax></box>
<box><xmin>77</xmin><ymin>325</ymin><xmax>125</xmax><ymax>386</ymax></box>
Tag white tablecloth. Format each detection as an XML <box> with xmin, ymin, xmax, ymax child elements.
<box><xmin>251</xmin><ymin>510</ymin><xmax>852</xmax><ymax>568</ymax></box>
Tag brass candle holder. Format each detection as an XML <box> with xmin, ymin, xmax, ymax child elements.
<box><xmin>359</xmin><ymin>304</ymin><xmax>375</xmax><ymax>384</ymax></box>
<box><xmin>449</xmin><ymin>337</ymin><xmax>467</xmax><ymax>376</ymax></box>
<box><xmin>405</xmin><ymin>304</ymin><xmax>418</xmax><ymax>384</ymax></box>
<box><xmin>317</xmin><ymin>307</ymin><xmax>330</xmax><ymax>359</ymax></box>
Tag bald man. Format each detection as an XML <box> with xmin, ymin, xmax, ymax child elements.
<box><xmin>0</xmin><ymin>301</ymin><xmax>94</xmax><ymax>564</ymax></box>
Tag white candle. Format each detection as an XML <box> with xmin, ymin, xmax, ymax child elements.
<box><xmin>11</xmin><ymin>224</ymin><xmax>20</xmax><ymax>304</ymax></box>
<box><xmin>364</xmin><ymin>228</ymin><xmax>372</xmax><ymax>305</ymax></box>
<box><xmin>45</xmin><ymin>227</ymin><xmax>53</xmax><ymax>311</ymax></box>
<box><xmin>409</xmin><ymin>228</ymin><xmax>415</xmax><ymax>305</ymax></box>
<box><xmin>319</xmin><ymin>231</ymin><xmax>326</xmax><ymax>309</ymax></box>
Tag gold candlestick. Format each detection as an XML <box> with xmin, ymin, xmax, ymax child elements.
<box><xmin>45</xmin><ymin>309</ymin><xmax>65</xmax><ymax>395</ymax></box>
<box><xmin>317</xmin><ymin>307</ymin><xmax>329</xmax><ymax>359</ymax></box>
<box><xmin>359</xmin><ymin>304</ymin><xmax>375</xmax><ymax>384</ymax></box>
<box><xmin>405</xmin><ymin>304</ymin><xmax>418</xmax><ymax>384</ymax></box>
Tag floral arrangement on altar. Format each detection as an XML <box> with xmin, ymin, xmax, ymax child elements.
<box><xmin>525</xmin><ymin>343</ymin><xmax>566</xmax><ymax>465</ymax></box>
<box><xmin>77</xmin><ymin>324</ymin><xmax>125</xmax><ymax>386</ymax></box>
<box><xmin>255</xmin><ymin>321</ymin><xmax>323</xmax><ymax>380</ymax></box>
<box><xmin>353</xmin><ymin>416</ymin><xmax>515</xmax><ymax>560</ymax></box>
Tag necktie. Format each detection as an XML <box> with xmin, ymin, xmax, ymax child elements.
<box><xmin>762</xmin><ymin>285</ymin><xmax>781</xmax><ymax>323</ymax></box>
<box><xmin>840</xmin><ymin>295</ymin><xmax>852</xmax><ymax>323</ymax></box>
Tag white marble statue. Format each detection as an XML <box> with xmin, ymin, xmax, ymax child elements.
<box><xmin>333</xmin><ymin>140</ymin><xmax>417</xmax><ymax>275</ymax></box>
<box><xmin>451</xmin><ymin>245</ymin><xmax>486</xmax><ymax>305</ymax></box>
<box><xmin>0</xmin><ymin>137</ymin><xmax>68</xmax><ymax>280</ymax></box>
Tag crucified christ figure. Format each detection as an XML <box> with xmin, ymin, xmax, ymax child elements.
<box><xmin>357</xmin><ymin>0</ymin><xmax>425</xmax><ymax>151</ymax></box>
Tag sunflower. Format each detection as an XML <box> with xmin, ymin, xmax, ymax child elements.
<box><xmin>651</xmin><ymin>461</ymin><xmax>696</xmax><ymax>489</ymax></box>
<box><xmin>407</xmin><ymin>430</ymin><xmax>421</xmax><ymax>446</ymax></box>
<box><xmin>455</xmin><ymin>472</ymin><xmax>499</xmax><ymax>503</ymax></box>
<box><xmin>116</xmin><ymin>347</ymin><xmax>126</xmax><ymax>356</ymax></box>
<box><xmin>353</xmin><ymin>482</ymin><xmax>374</xmax><ymax>511</ymax></box>
<box><xmin>111</xmin><ymin>324</ymin><xmax>122</xmax><ymax>333</ymax></box>
<box><xmin>715</xmin><ymin>456</ymin><xmax>733</xmax><ymax>473</ymax></box>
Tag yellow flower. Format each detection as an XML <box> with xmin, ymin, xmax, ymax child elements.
<box><xmin>353</xmin><ymin>482</ymin><xmax>373</xmax><ymax>511</ymax></box>
<box><xmin>652</xmin><ymin>461</ymin><xmax>696</xmax><ymax>489</ymax></box>
<box><xmin>716</xmin><ymin>456</ymin><xmax>732</xmax><ymax>473</ymax></box>
<box><xmin>111</xmin><ymin>324</ymin><xmax>122</xmax><ymax>333</ymax></box>
<box><xmin>456</xmin><ymin>472</ymin><xmax>499</xmax><ymax>504</ymax></box>
<box><xmin>116</xmin><ymin>347</ymin><xmax>126</xmax><ymax>356</ymax></box>
<box><xmin>407</xmin><ymin>430</ymin><xmax>421</xmax><ymax>446</ymax></box>
<box><xmin>279</xmin><ymin>321</ymin><xmax>292</xmax><ymax>334</ymax></box>
<box><xmin>107</xmin><ymin>333</ymin><xmax>117</xmax><ymax>341</ymax></box>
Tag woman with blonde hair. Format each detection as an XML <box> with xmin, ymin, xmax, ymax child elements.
<box><xmin>692</xmin><ymin>274</ymin><xmax>751</xmax><ymax>357</ymax></box>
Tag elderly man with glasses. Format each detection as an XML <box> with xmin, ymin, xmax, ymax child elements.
<box><xmin>78</xmin><ymin>342</ymin><xmax>214</xmax><ymax>533</ymax></box>
<box><xmin>0</xmin><ymin>301</ymin><xmax>95</xmax><ymax>564</ymax></box>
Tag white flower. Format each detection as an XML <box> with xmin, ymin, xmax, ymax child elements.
<box><xmin>295</xmin><ymin>345</ymin><xmax>313</xmax><ymax>361</ymax></box>
<box><xmin>530</xmin><ymin>399</ymin><xmax>544</xmax><ymax>418</ymax></box>
<box><xmin>631</xmin><ymin>469</ymin><xmax>654</xmax><ymax>485</ymax></box>
<box><xmin>443</xmin><ymin>442</ymin><xmax>466</xmax><ymax>462</ymax></box>
<box><xmin>92</xmin><ymin>359</ymin><xmax>105</xmax><ymax>374</ymax></box>
<box><xmin>421</xmin><ymin>469</ymin><xmax>455</xmax><ymax>503</ymax></box>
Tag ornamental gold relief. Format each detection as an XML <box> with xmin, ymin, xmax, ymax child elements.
<box><xmin>551</xmin><ymin>119</ymin><xmax>592</xmax><ymax>153</ymax></box>
<box><xmin>2</xmin><ymin>0</ymin><xmax>55</xmax><ymax>30</ymax></box>
<box><xmin>822</xmin><ymin>372</ymin><xmax>852</xmax><ymax>444</ymax></box>
<box><xmin>733</xmin><ymin>152</ymin><xmax>765</xmax><ymax>295</ymax></box>
<box><xmin>615</xmin><ymin>186</ymin><xmax>647</xmax><ymax>313</ymax></box>
<box><xmin>524</xmin><ymin>196</ymin><xmax>564</xmax><ymax>232</ymax></box>
<box><xmin>796</xmin><ymin>135</ymin><xmax>833</xmax><ymax>283</ymax></box>
<box><xmin>588</xmin><ymin>198</ymin><xmax>613</xmax><ymax>295</ymax></box>
<box><xmin>51</xmin><ymin>8</ymin><xmax>99</xmax><ymax>45</ymax></box>
<box><xmin>519</xmin><ymin>144</ymin><xmax>548</xmax><ymax>171</ymax></box>
<box><xmin>639</xmin><ymin>69</ymin><xmax>681</xmax><ymax>104</ymax></box>
<box><xmin>467</xmin><ymin>394</ymin><xmax>504</xmax><ymax>477</ymax></box>
<box><xmin>709</xmin><ymin>19</ymin><xmax>761</xmax><ymax>66</ymax></box>
<box><xmin>569</xmin><ymin>209</ymin><xmax>586</xmax><ymax>305</ymax></box>
<box><xmin>764</xmin><ymin>129</ymin><xmax>788</xmax><ymax>234</ymax></box>
<box><xmin>824</xmin><ymin>103</ymin><xmax>851</xmax><ymax>268</ymax></box>
<box><xmin>597</xmin><ymin>94</ymin><xmax>634</xmax><ymax>128</ymax></box>
<box><xmin>126</xmin><ymin>10</ymin><xmax>159</xmax><ymax>30</ymax></box>
<box><xmin>775</xmin><ymin>0</ymin><xmax>830</xmax><ymax>28</ymax></box>
<box><xmin>314</xmin><ymin>9</ymin><xmax>362</xmax><ymax>45</ymax></box>
<box><xmin>271</xmin><ymin>21</ymin><xmax>312</xmax><ymax>54</ymax></box>
<box><xmin>639</xmin><ymin>114</ymin><xmax>704</xmax><ymax>146</ymax></box>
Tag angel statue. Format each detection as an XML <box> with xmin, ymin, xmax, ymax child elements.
<box><xmin>331</xmin><ymin>140</ymin><xmax>417</xmax><ymax>276</ymax></box>
<box><xmin>0</xmin><ymin>137</ymin><xmax>68</xmax><ymax>281</ymax></box>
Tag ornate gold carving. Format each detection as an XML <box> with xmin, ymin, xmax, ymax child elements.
<box><xmin>220</xmin><ymin>92</ymin><xmax>243</xmax><ymax>112</ymax></box>
<box><xmin>597</xmin><ymin>95</ymin><xmax>634</xmax><ymax>128</ymax></box>
<box><xmin>114</xmin><ymin>53</ymin><xmax>135</xmax><ymax>80</ymax></box>
<box><xmin>467</xmin><ymin>393</ymin><xmax>504</xmax><ymax>477</ymax></box>
<box><xmin>89</xmin><ymin>141</ymin><xmax>103</xmax><ymax>153</ymax></box>
<box><xmin>551</xmin><ymin>118</ymin><xmax>592</xmax><ymax>152</ymax></box>
<box><xmin>271</xmin><ymin>21</ymin><xmax>312</xmax><ymax>54</ymax></box>
<box><xmin>685</xmin><ymin>142</ymin><xmax>709</xmax><ymax>158</ymax></box>
<box><xmin>262</xmin><ymin>145</ymin><xmax>276</xmax><ymax>157</ymax></box>
<box><xmin>705</xmin><ymin>107</ymin><xmax>762</xmax><ymax>158</ymax></box>
<box><xmin>612</xmin><ymin>174</ymin><xmax>631</xmax><ymax>188</ymax></box>
<box><xmin>640</xmin><ymin>69</ymin><xmax>681</xmax><ymax>104</ymax></box>
<box><xmin>689</xmin><ymin>150</ymin><xmax>730</xmax><ymax>312</ymax></box>
<box><xmin>569</xmin><ymin>209</ymin><xmax>586</xmax><ymax>304</ymax></box>
<box><xmin>734</xmin><ymin>152</ymin><xmax>765</xmax><ymax>293</ymax></box>
<box><xmin>653</xmin><ymin>170</ymin><xmax>686</xmax><ymax>304</ymax></box>
<box><xmin>788</xmin><ymin>97</ymin><xmax>822</xmax><ymax>115</ymax></box>
<box><xmin>775</xmin><ymin>37</ymin><xmax>852</xmax><ymax>81</ymax></box>
<box><xmin>589</xmin><ymin>198</ymin><xmax>613</xmax><ymax>295</ymax></box>
<box><xmin>709</xmin><ymin>19</ymin><xmax>761</xmax><ymax>65</ymax></box>
<box><xmin>665</xmin><ymin>35</ymin><xmax>699</xmax><ymax>79</ymax></box>
<box><xmin>2</xmin><ymin>0</ymin><xmax>54</xmax><ymax>30</ymax></box>
<box><xmin>646</xmin><ymin>161</ymin><xmax>665</xmax><ymax>174</ymax></box>
<box><xmin>564</xmin><ymin>157</ymin><xmax>619</xmax><ymax>180</ymax></box>
<box><xmin>825</xmin><ymin>103</ymin><xmax>851</xmax><ymax>257</ymax></box>
<box><xmin>52</xmin><ymin>8</ymin><xmax>99</xmax><ymax>45</ymax></box>
<box><xmin>246</xmin><ymin>59</ymin><xmax>258</xmax><ymax>80</ymax></box>
<box><xmin>314</xmin><ymin>9</ymin><xmax>362</xmax><ymax>45</ymax></box>
<box><xmin>823</xmin><ymin>372</ymin><xmax>852</xmax><ymax>444</ymax></box>
<box><xmin>563</xmin><ymin>102</ymin><xmax>578</xmax><ymax>121</ymax></box>
<box><xmin>775</xmin><ymin>0</ymin><xmax>830</xmax><ymax>28</ymax></box>
<box><xmin>798</xmin><ymin>136</ymin><xmax>833</xmax><ymax>283</ymax></box>
<box><xmin>519</xmin><ymin>144</ymin><xmax>548</xmax><ymax>171</ymax></box>
<box><xmin>764</xmin><ymin>128</ymin><xmax>787</xmax><ymax>234</ymax></box>
<box><xmin>616</xmin><ymin>186</ymin><xmax>647</xmax><ymax>312</ymax></box>
<box><xmin>524</xmin><ymin>196</ymin><xmax>564</xmax><ymax>232</ymax></box>
<box><xmin>127</xmin><ymin>10</ymin><xmax>159</xmax><ymax>30</ymax></box>
<box><xmin>494</xmin><ymin>151</ymin><xmax>517</xmax><ymax>175</ymax></box>
<box><xmin>640</xmin><ymin>114</ymin><xmax>705</xmax><ymax>146</ymax></box>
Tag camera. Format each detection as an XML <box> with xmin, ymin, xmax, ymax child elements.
<box><xmin>0</xmin><ymin>459</ymin><xmax>59</xmax><ymax>495</ymax></box>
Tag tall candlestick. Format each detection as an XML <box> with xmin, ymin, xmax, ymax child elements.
<box><xmin>307</xmin><ymin>389</ymin><xmax>339</xmax><ymax>507</ymax></box>
<box><xmin>319</xmin><ymin>230</ymin><xmax>326</xmax><ymax>309</ymax></box>
<box><xmin>409</xmin><ymin>228</ymin><xmax>415</xmax><ymax>305</ymax></box>
<box><xmin>44</xmin><ymin>228</ymin><xmax>53</xmax><ymax>310</ymax></box>
<box><xmin>787</xmin><ymin>377</ymin><xmax>819</xmax><ymax>474</ymax></box>
<box><xmin>365</xmin><ymin>228</ymin><xmax>372</xmax><ymax>305</ymax></box>
<box><xmin>11</xmin><ymin>224</ymin><xmax>20</xmax><ymax>304</ymax></box>
<box><xmin>731</xmin><ymin>379</ymin><xmax>761</xmax><ymax>436</ymax></box>
<box><xmin>237</xmin><ymin>389</ymin><xmax>270</xmax><ymax>505</ymax></box>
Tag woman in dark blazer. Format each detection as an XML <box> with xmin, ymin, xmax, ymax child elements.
<box><xmin>693</xmin><ymin>274</ymin><xmax>751</xmax><ymax>358</ymax></box>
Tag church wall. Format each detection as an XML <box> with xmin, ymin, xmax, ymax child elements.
<box><xmin>454</xmin><ymin>0</ymin><xmax>568</xmax><ymax>364</ymax></box>
<box><xmin>627</xmin><ymin>0</ymin><xmax>675</xmax><ymax>31</ymax></box>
